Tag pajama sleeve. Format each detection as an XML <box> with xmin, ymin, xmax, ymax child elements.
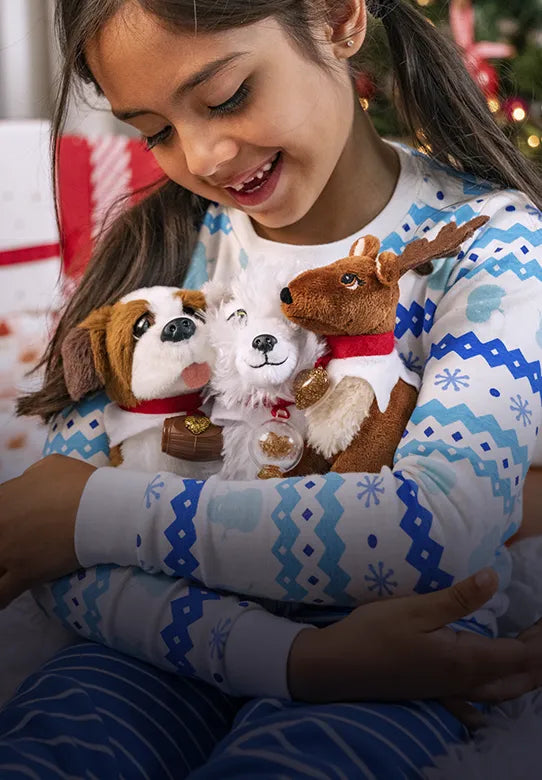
<box><xmin>74</xmin><ymin>202</ymin><xmax>542</xmax><ymax>626</ymax></box>
<box><xmin>36</xmin><ymin>392</ymin><xmax>312</xmax><ymax>698</ymax></box>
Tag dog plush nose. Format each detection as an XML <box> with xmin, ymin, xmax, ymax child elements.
<box><xmin>252</xmin><ymin>334</ymin><xmax>277</xmax><ymax>353</ymax></box>
<box><xmin>280</xmin><ymin>287</ymin><xmax>293</xmax><ymax>305</ymax></box>
<box><xmin>161</xmin><ymin>317</ymin><xmax>196</xmax><ymax>342</ymax></box>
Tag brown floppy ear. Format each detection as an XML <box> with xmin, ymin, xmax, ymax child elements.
<box><xmin>61</xmin><ymin>306</ymin><xmax>112</xmax><ymax>401</ymax></box>
<box><xmin>177</xmin><ymin>289</ymin><xmax>207</xmax><ymax>312</ymax></box>
<box><xmin>374</xmin><ymin>251</ymin><xmax>400</xmax><ymax>287</ymax></box>
<box><xmin>349</xmin><ymin>235</ymin><xmax>380</xmax><ymax>259</ymax></box>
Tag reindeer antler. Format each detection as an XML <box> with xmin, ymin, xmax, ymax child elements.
<box><xmin>398</xmin><ymin>215</ymin><xmax>489</xmax><ymax>275</ymax></box>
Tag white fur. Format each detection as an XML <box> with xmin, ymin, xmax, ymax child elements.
<box><xmin>105</xmin><ymin>286</ymin><xmax>221</xmax><ymax>476</ymax></box>
<box><xmin>205</xmin><ymin>262</ymin><xmax>326</xmax><ymax>479</ymax></box>
<box><xmin>121</xmin><ymin>286</ymin><xmax>214</xmax><ymax>400</ymax></box>
<box><xmin>306</xmin><ymin>376</ymin><xmax>374</xmax><ymax>460</ymax></box>
<box><xmin>424</xmin><ymin>690</ymin><xmax>542</xmax><ymax>779</ymax></box>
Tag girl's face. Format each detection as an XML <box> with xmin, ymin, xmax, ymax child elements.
<box><xmin>86</xmin><ymin>4</ymin><xmax>360</xmax><ymax>238</ymax></box>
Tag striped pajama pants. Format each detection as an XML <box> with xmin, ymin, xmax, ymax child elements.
<box><xmin>0</xmin><ymin>643</ymin><xmax>469</xmax><ymax>779</ymax></box>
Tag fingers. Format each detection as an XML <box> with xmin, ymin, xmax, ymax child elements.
<box><xmin>439</xmin><ymin>698</ymin><xmax>487</xmax><ymax>731</ymax></box>
<box><xmin>410</xmin><ymin>569</ymin><xmax>499</xmax><ymax>632</ymax></box>
<box><xmin>469</xmin><ymin>671</ymin><xmax>541</xmax><ymax>703</ymax></box>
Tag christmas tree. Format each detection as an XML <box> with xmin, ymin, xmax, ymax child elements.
<box><xmin>360</xmin><ymin>0</ymin><xmax>542</xmax><ymax>164</ymax></box>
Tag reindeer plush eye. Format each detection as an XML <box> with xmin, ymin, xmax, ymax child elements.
<box><xmin>133</xmin><ymin>314</ymin><xmax>153</xmax><ymax>340</ymax></box>
<box><xmin>340</xmin><ymin>273</ymin><xmax>365</xmax><ymax>290</ymax></box>
<box><xmin>227</xmin><ymin>309</ymin><xmax>248</xmax><ymax>325</ymax></box>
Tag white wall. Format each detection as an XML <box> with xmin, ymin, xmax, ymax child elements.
<box><xmin>0</xmin><ymin>0</ymin><xmax>131</xmax><ymax>136</ymax></box>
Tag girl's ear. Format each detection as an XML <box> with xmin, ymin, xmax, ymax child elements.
<box><xmin>327</xmin><ymin>0</ymin><xmax>367</xmax><ymax>56</ymax></box>
<box><xmin>61</xmin><ymin>307</ymin><xmax>112</xmax><ymax>401</ymax></box>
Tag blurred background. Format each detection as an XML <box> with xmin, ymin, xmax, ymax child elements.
<box><xmin>0</xmin><ymin>0</ymin><xmax>541</xmax><ymax>483</ymax></box>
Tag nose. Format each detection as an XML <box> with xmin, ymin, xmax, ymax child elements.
<box><xmin>161</xmin><ymin>317</ymin><xmax>196</xmax><ymax>343</ymax></box>
<box><xmin>252</xmin><ymin>334</ymin><xmax>277</xmax><ymax>353</ymax></box>
<box><xmin>280</xmin><ymin>287</ymin><xmax>293</xmax><ymax>305</ymax></box>
<box><xmin>183</xmin><ymin>129</ymin><xmax>239</xmax><ymax>179</ymax></box>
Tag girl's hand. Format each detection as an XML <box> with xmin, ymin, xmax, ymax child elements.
<box><xmin>288</xmin><ymin>569</ymin><xmax>542</xmax><ymax>704</ymax></box>
<box><xmin>0</xmin><ymin>454</ymin><xmax>96</xmax><ymax>608</ymax></box>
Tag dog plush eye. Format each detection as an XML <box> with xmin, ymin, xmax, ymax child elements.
<box><xmin>133</xmin><ymin>314</ymin><xmax>153</xmax><ymax>339</ymax></box>
<box><xmin>227</xmin><ymin>308</ymin><xmax>248</xmax><ymax>325</ymax></box>
<box><xmin>340</xmin><ymin>273</ymin><xmax>364</xmax><ymax>290</ymax></box>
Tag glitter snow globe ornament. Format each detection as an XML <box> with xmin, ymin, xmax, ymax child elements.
<box><xmin>248</xmin><ymin>401</ymin><xmax>305</xmax><ymax>479</ymax></box>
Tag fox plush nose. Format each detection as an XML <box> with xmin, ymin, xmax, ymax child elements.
<box><xmin>252</xmin><ymin>334</ymin><xmax>277</xmax><ymax>353</ymax></box>
<box><xmin>161</xmin><ymin>317</ymin><xmax>196</xmax><ymax>342</ymax></box>
<box><xmin>280</xmin><ymin>287</ymin><xmax>293</xmax><ymax>305</ymax></box>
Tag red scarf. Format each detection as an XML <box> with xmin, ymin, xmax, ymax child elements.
<box><xmin>119</xmin><ymin>391</ymin><xmax>204</xmax><ymax>416</ymax></box>
<box><xmin>316</xmin><ymin>332</ymin><xmax>394</xmax><ymax>369</ymax></box>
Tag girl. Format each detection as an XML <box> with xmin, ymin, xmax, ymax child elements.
<box><xmin>2</xmin><ymin>0</ymin><xmax>542</xmax><ymax>776</ymax></box>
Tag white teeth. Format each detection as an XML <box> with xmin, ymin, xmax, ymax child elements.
<box><xmin>231</xmin><ymin>153</ymin><xmax>279</xmax><ymax>191</ymax></box>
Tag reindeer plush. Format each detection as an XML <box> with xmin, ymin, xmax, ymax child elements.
<box><xmin>280</xmin><ymin>217</ymin><xmax>489</xmax><ymax>473</ymax></box>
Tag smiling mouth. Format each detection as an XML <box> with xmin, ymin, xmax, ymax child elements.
<box><xmin>249</xmin><ymin>356</ymin><xmax>288</xmax><ymax>369</ymax></box>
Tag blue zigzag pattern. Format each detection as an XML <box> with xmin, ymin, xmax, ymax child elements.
<box><xmin>44</xmin><ymin>392</ymin><xmax>110</xmax><ymax>459</ymax></box>
<box><xmin>164</xmin><ymin>480</ymin><xmax>205</xmax><ymax>576</ymax></box>
<box><xmin>428</xmin><ymin>332</ymin><xmax>542</xmax><ymax>400</ymax></box>
<box><xmin>161</xmin><ymin>586</ymin><xmax>221</xmax><ymax>676</ymax></box>
<box><xmin>395</xmin><ymin>473</ymin><xmax>454</xmax><ymax>593</ymax></box>
<box><xmin>455</xmin><ymin>251</ymin><xmax>542</xmax><ymax>285</ymax></box>
<box><xmin>79</xmin><ymin>565</ymin><xmax>113</xmax><ymax>642</ymax></box>
<box><xmin>398</xmin><ymin>399</ymin><xmax>530</xmax><ymax>515</ymax></box>
<box><xmin>382</xmin><ymin>203</ymin><xmax>483</xmax><ymax>255</ymax></box>
<box><xmin>313</xmin><ymin>473</ymin><xmax>354</xmax><ymax>605</ymax></box>
<box><xmin>395</xmin><ymin>299</ymin><xmax>437</xmax><ymax>339</ymax></box>
<box><xmin>49</xmin><ymin>566</ymin><xmax>114</xmax><ymax>642</ymax></box>
<box><xmin>271</xmin><ymin>478</ymin><xmax>308</xmax><ymax>601</ymax></box>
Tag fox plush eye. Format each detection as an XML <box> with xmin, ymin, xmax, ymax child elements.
<box><xmin>340</xmin><ymin>273</ymin><xmax>365</xmax><ymax>290</ymax></box>
<box><xmin>133</xmin><ymin>314</ymin><xmax>153</xmax><ymax>339</ymax></box>
<box><xmin>227</xmin><ymin>308</ymin><xmax>248</xmax><ymax>325</ymax></box>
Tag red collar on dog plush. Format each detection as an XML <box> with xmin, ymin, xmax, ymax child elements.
<box><xmin>316</xmin><ymin>332</ymin><xmax>395</xmax><ymax>369</ymax></box>
<box><xmin>119</xmin><ymin>391</ymin><xmax>205</xmax><ymax>416</ymax></box>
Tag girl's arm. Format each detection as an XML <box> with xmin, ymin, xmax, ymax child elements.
<box><xmin>74</xmin><ymin>203</ymin><xmax>542</xmax><ymax>614</ymax></box>
<box><xmin>32</xmin><ymin>394</ymin><xmax>310</xmax><ymax>699</ymax></box>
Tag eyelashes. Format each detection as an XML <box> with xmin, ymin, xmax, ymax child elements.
<box><xmin>143</xmin><ymin>80</ymin><xmax>251</xmax><ymax>151</ymax></box>
<box><xmin>144</xmin><ymin>126</ymin><xmax>173</xmax><ymax>151</ymax></box>
<box><xmin>209</xmin><ymin>80</ymin><xmax>250</xmax><ymax>117</ymax></box>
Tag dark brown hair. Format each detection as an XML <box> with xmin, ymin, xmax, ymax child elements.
<box><xmin>19</xmin><ymin>0</ymin><xmax>542</xmax><ymax>421</ymax></box>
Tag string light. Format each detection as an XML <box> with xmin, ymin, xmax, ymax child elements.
<box><xmin>512</xmin><ymin>106</ymin><xmax>526</xmax><ymax>122</ymax></box>
<box><xmin>527</xmin><ymin>135</ymin><xmax>540</xmax><ymax>148</ymax></box>
<box><xmin>487</xmin><ymin>97</ymin><xmax>500</xmax><ymax>113</ymax></box>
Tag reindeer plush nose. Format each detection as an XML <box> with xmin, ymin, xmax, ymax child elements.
<box><xmin>161</xmin><ymin>317</ymin><xmax>196</xmax><ymax>342</ymax></box>
<box><xmin>252</xmin><ymin>334</ymin><xmax>277</xmax><ymax>353</ymax></box>
<box><xmin>280</xmin><ymin>287</ymin><xmax>293</xmax><ymax>305</ymax></box>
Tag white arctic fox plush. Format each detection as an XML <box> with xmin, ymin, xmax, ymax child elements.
<box><xmin>205</xmin><ymin>261</ymin><xmax>327</xmax><ymax>480</ymax></box>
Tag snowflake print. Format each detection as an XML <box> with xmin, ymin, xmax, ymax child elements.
<box><xmin>434</xmin><ymin>368</ymin><xmax>470</xmax><ymax>392</ymax></box>
<box><xmin>209</xmin><ymin>618</ymin><xmax>232</xmax><ymax>659</ymax></box>
<box><xmin>526</xmin><ymin>204</ymin><xmax>542</xmax><ymax>224</ymax></box>
<box><xmin>145</xmin><ymin>475</ymin><xmax>165</xmax><ymax>509</ymax></box>
<box><xmin>510</xmin><ymin>394</ymin><xmax>533</xmax><ymax>427</ymax></box>
<box><xmin>400</xmin><ymin>351</ymin><xmax>423</xmax><ymax>375</ymax></box>
<box><xmin>357</xmin><ymin>476</ymin><xmax>385</xmax><ymax>507</ymax></box>
<box><xmin>365</xmin><ymin>562</ymin><xmax>398</xmax><ymax>597</ymax></box>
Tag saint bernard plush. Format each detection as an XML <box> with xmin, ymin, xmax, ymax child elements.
<box><xmin>61</xmin><ymin>286</ymin><xmax>221</xmax><ymax>478</ymax></box>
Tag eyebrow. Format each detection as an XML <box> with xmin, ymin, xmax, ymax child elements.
<box><xmin>112</xmin><ymin>52</ymin><xmax>248</xmax><ymax>120</ymax></box>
